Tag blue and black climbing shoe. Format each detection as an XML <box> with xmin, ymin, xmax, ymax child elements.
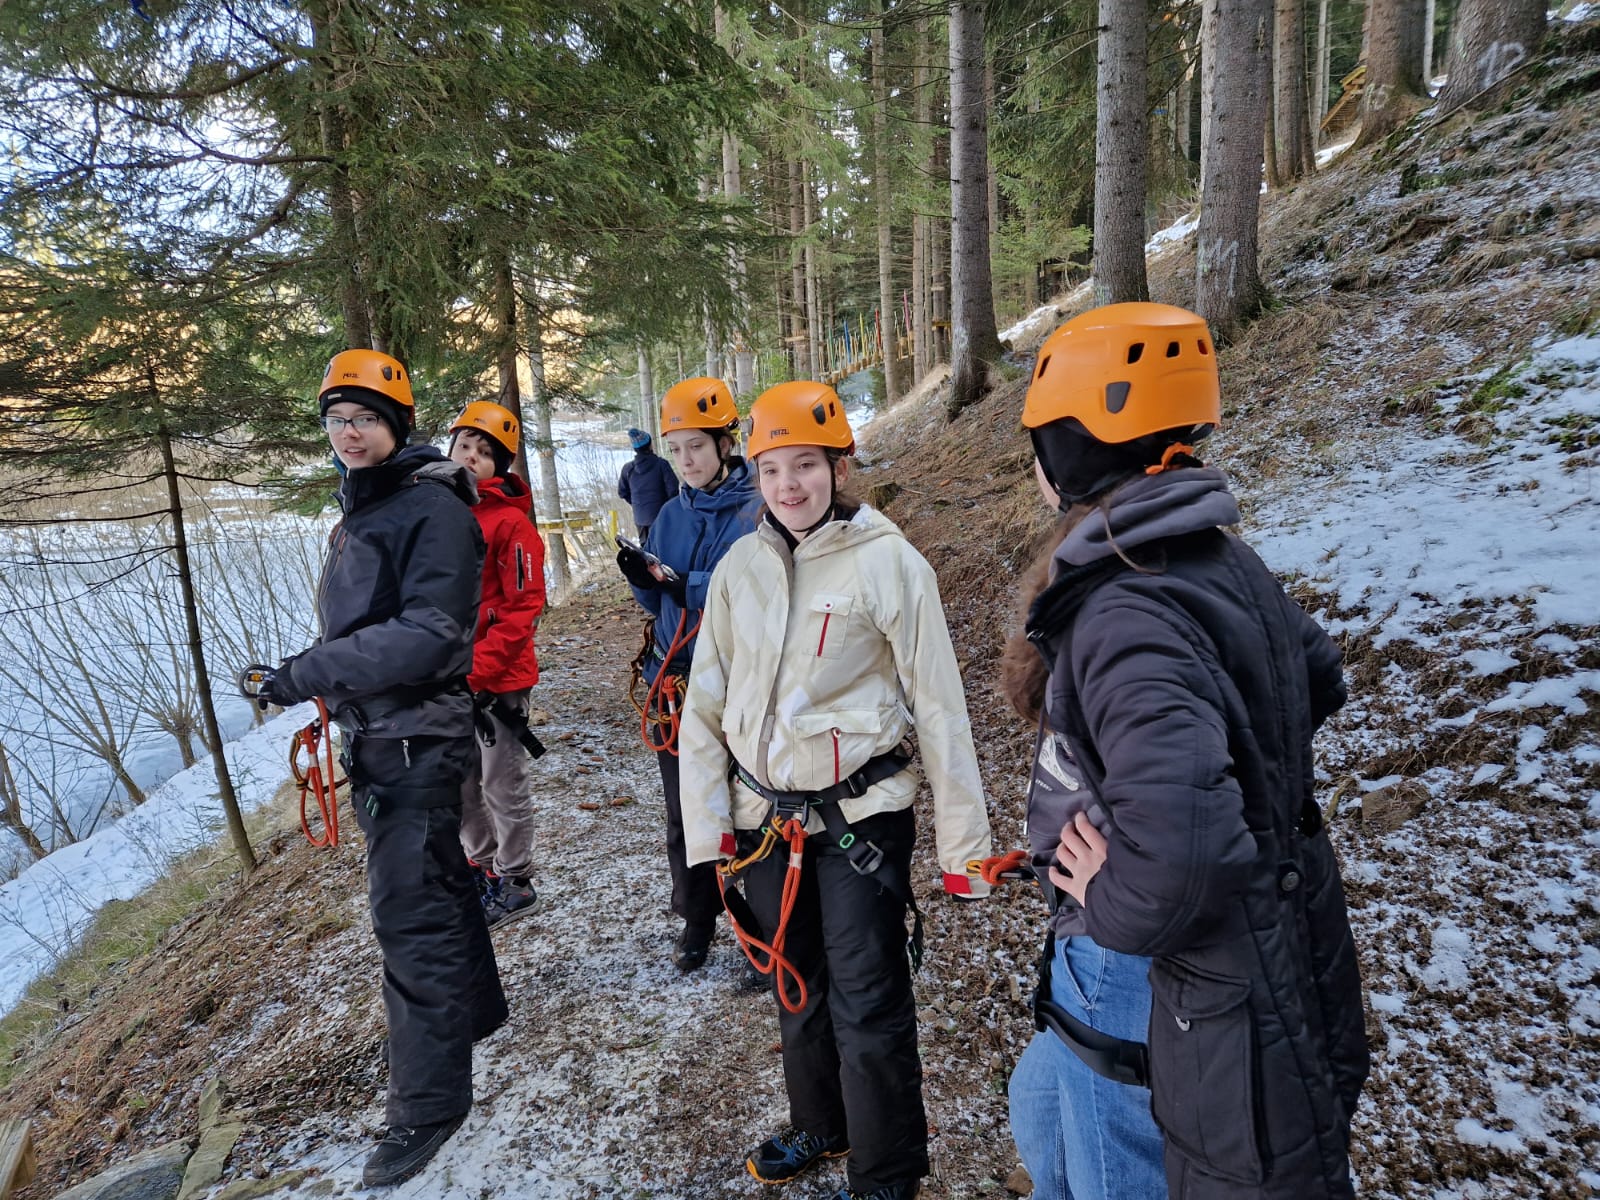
<box><xmin>746</xmin><ymin>1127</ymin><xmax>848</xmax><ymax>1184</ymax></box>
<box><xmin>830</xmin><ymin>1184</ymin><xmax>919</xmax><ymax>1200</ymax></box>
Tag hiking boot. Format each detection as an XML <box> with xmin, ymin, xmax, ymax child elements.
<box><xmin>746</xmin><ymin>1127</ymin><xmax>848</xmax><ymax>1184</ymax></box>
<box><xmin>362</xmin><ymin>1115</ymin><xmax>465</xmax><ymax>1187</ymax></box>
<box><xmin>831</xmin><ymin>1186</ymin><xmax>919</xmax><ymax>1200</ymax></box>
<box><xmin>486</xmin><ymin>879</ymin><xmax>538</xmax><ymax>929</ymax></box>
<box><xmin>673</xmin><ymin>920</ymin><xmax>716</xmax><ymax>972</ymax></box>
<box><xmin>736</xmin><ymin>954</ymin><xmax>768</xmax><ymax>994</ymax></box>
<box><xmin>477</xmin><ymin>869</ymin><xmax>504</xmax><ymax>914</ymax></box>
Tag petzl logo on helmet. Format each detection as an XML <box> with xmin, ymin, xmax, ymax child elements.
<box><xmin>767</xmin><ymin>427</ymin><xmax>789</xmax><ymax>438</ymax></box>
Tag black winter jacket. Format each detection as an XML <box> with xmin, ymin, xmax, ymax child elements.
<box><xmin>1026</xmin><ymin>467</ymin><xmax>1368</xmax><ymax>1200</ymax></box>
<box><xmin>291</xmin><ymin>445</ymin><xmax>485</xmax><ymax>742</ymax></box>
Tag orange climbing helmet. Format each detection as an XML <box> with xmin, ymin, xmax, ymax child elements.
<box><xmin>450</xmin><ymin>400</ymin><xmax>520</xmax><ymax>456</ymax></box>
<box><xmin>748</xmin><ymin>380</ymin><xmax>855</xmax><ymax>457</ymax></box>
<box><xmin>1021</xmin><ymin>302</ymin><xmax>1220</xmax><ymax>441</ymax></box>
<box><xmin>662</xmin><ymin>377</ymin><xmax>739</xmax><ymax>435</ymax></box>
<box><xmin>1022</xmin><ymin>304</ymin><xmax>1221</xmax><ymax>509</ymax></box>
<box><xmin>318</xmin><ymin>348</ymin><xmax>416</xmax><ymax>433</ymax></box>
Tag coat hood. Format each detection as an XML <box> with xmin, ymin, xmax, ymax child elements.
<box><xmin>1054</xmin><ymin>466</ymin><xmax>1239</xmax><ymax>570</ymax></box>
<box><xmin>756</xmin><ymin>502</ymin><xmax>902</xmax><ymax>560</ymax></box>
<box><xmin>681</xmin><ymin>456</ymin><xmax>755</xmax><ymax>515</ymax></box>
<box><xmin>477</xmin><ymin>472</ymin><xmax>533</xmax><ymax>515</ymax></box>
<box><xmin>337</xmin><ymin>443</ymin><xmax>478</xmax><ymax>514</ymax></box>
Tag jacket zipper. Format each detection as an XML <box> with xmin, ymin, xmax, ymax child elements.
<box><xmin>816</xmin><ymin>612</ymin><xmax>832</xmax><ymax>657</ymax></box>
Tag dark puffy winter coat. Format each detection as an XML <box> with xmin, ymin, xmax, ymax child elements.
<box><xmin>467</xmin><ymin>474</ymin><xmax>545</xmax><ymax>694</ymax></box>
<box><xmin>291</xmin><ymin>444</ymin><xmax>485</xmax><ymax>741</ymax></box>
<box><xmin>1026</xmin><ymin>467</ymin><xmax>1368</xmax><ymax>1200</ymax></box>
<box><xmin>617</xmin><ymin>446</ymin><xmax>678</xmax><ymax>529</ymax></box>
<box><xmin>632</xmin><ymin>456</ymin><xmax>762</xmax><ymax>682</ymax></box>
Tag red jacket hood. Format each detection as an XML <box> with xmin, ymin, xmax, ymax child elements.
<box><xmin>477</xmin><ymin>473</ymin><xmax>534</xmax><ymax>517</ymax></box>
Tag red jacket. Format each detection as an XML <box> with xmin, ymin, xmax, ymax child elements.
<box><xmin>468</xmin><ymin>474</ymin><xmax>545</xmax><ymax>693</ymax></box>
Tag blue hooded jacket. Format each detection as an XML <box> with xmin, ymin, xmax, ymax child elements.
<box><xmin>617</xmin><ymin>443</ymin><xmax>678</xmax><ymax>529</ymax></box>
<box><xmin>632</xmin><ymin>456</ymin><xmax>762</xmax><ymax>682</ymax></box>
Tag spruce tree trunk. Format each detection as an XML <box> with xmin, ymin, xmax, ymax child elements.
<box><xmin>789</xmin><ymin>158</ymin><xmax>811</xmax><ymax>379</ymax></box>
<box><xmin>803</xmin><ymin>161</ymin><xmax>822</xmax><ymax>380</ymax></box>
<box><xmin>1313</xmin><ymin>0</ymin><xmax>1331</xmax><ymax>148</ymax></box>
<box><xmin>723</xmin><ymin>129</ymin><xmax>756</xmax><ymax>396</ymax></box>
<box><xmin>932</xmin><ymin>127</ymin><xmax>951</xmax><ymax>366</ymax></box>
<box><xmin>947</xmin><ymin>1</ymin><xmax>1002</xmax><ymax>417</ymax></box>
<box><xmin>524</xmin><ymin>298</ymin><xmax>569</xmax><ymax>592</ymax></box>
<box><xmin>1272</xmin><ymin>0</ymin><xmax>1315</xmax><ymax>181</ymax></box>
<box><xmin>1093</xmin><ymin>0</ymin><xmax>1151</xmax><ymax>306</ymax></box>
<box><xmin>309</xmin><ymin>2</ymin><xmax>370</xmax><ymax>350</ymax></box>
<box><xmin>637</xmin><ymin>342</ymin><xmax>655</xmax><ymax>442</ymax></box>
<box><xmin>873</xmin><ymin>9</ymin><xmax>902</xmax><ymax>405</ymax></box>
<box><xmin>491</xmin><ymin>253</ymin><xmax>527</xmax><ymax>479</ymax></box>
<box><xmin>1197</xmin><ymin>0</ymin><xmax>1271</xmax><ymax>340</ymax></box>
<box><xmin>157</xmin><ymin>425</ymin><xmax>255</xmax><ymax>875</ymax></box>
<box><xmin>1437</xmin><ymin>0</ymin><xmax>1545</xmax><ymax>113</ymax></box>
<box><xmin>1356</xmin><ymin>0</ymin><xmax>1428</xmax><ymax>147</ymax></box>
<box><xmin>913</xmin><ymin>13</ymin><xmax>934</xmax><ymax>381</ymax></box>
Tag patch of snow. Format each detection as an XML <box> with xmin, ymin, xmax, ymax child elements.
<box><xmin>1461</xmin><ymin>648</ymin><xmax>1519</xmax><ymax>676</ymax></box>
<box><xmin>0</xmin><ymin>707</ymin><xmax>311</xmax><ymax>1016</ymax></box>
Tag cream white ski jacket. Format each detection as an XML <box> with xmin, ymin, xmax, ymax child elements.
<box><xmin>678</xmin><ymin>505</ymin><xmax>992</xmax><ymax>896</ymax></box>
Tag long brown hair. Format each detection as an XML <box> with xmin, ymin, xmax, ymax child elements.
<box><xmin>998</xmin><ymin>516</ymin><xmax>1072</xmax><ymax>727</ymax></box>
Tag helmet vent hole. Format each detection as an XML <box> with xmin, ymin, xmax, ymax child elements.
<box><xmin>812</xmin><ymin>402</ymin><xmax>828</xmax><ymax>425</ymax></box>
<box><xmin>1036</xmin><ymin>354</ymin><xmax>1051</xmax><ymax>379</ymax></box>
<box><xmin>1198</xmin><ymin>339</ymin><xmax>1210</xmax><ymax>355</ymax></box>
<box><xmin>381</xmin><ymin>366</ymin><xmax>394</xmax><ymax>381</ymax></box>
<box><xmin>1166</xmin><ymin>341</ymin><xmax>1180</xmax><ymax>358</ymax></box>
<box><xmin>1127</xmin><ymin>343</ymin><xmax>1145</xmax><ymax>364</ymax></box>
<box><xmin>697</xmin><ymin>398</ymin><xmax>709</xmax><ymax>412</ymax></box>
<box><xmin>1105</xmin><ymin>381</ymin><xmax>1132</xmax><ymax>414</ymax></box>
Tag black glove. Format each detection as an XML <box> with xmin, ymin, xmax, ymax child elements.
<box><xmin>615</xmin><ymin>546</ymin><xmax>658</xmax><ymax>591</ymax></box>
<box><xmin>255</xmin><ymin>655</ymin><xmax>306</xmax><ymax>711</ymax></box>
<box><xmin>659</xmin><ymin>571</ymin><xmax>688</xmax><ymax>607</ymax></box>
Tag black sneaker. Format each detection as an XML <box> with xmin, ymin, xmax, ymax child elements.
<box><xmin>486</xmin><ymin>880</ymin><xmax>537</xmax><ymax>928</ymax></box>
<box><xmin>673</xmin><ymin>920</ymin><xmax>715</xmax><ymax>972</ymax></box>
<box><xmin>362</xmin><ymin>1115</ymin><xmax>465</xmax><ymax>1187</ymax></box>
<box><xmin>746</xmin><ymin>1127</ymin><xmax>848</xmax><ymax>1184</ymax></box>
<box><xmin>736</xmin><ymin>954</ymin><xmax>768</xmax><ymax>993</ymax></box>
<box><xmin>831</xmin><ymin>1186</ymin><xmax>919</xmax><ymax>1200</ymax></box>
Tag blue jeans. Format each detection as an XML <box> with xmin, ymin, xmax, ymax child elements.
<box><xmin>1008</xmin><ymin>937</ymin><xmax>1166</xmax><ymax>1200</ymax></box>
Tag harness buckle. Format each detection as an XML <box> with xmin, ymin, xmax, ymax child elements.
<box><xmin>773</xmin><ymin>795</ymin><xmax>810</xmax><ymax>828</ymax></box>
<box><xmin>846</xmin><ymin>839</ymin><xmax>885</xmax><ymax>876</ymax></box>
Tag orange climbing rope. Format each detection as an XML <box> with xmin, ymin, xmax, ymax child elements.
<box><xmin>719</xmin><ymin>818</ymin><xmax>810</xmax><ymax>1014</ymax></box>
<box><xmin>628</xmin><ymin>611</ymin><xmax>702</xmax><ymax>755</ymax></box>
<box><xmin>289</xmin><ymin>699</ymin><xmax>344</xmax><ymax>848</ymax></box>
<box><xmin>969</xmin><ymin>849</ymin><xmax>1032</xmax><ymax>886</ymax></box>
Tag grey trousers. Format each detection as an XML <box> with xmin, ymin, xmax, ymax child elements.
<box><xmin>460</xmin><ymin>688</ymin><xmax>536</xmax><ymax>879</ymax></box>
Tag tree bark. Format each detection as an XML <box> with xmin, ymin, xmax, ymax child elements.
<box><xmin>157</xmin><ymin>424</ymin><xmax>256</xmax><ymax>875</ymax></box>
<box><xmin>803</xmin><ymin>160</ymin><xmax>822</xmax><ymax>381</ymax></box>
<box><xmin>1197</xmin><ymin>0</ymin><xmax>1271</xmax><ymax>340</ymax></box>
<box><xmin>912</xmin><ymin>13</ymin><xmax>934</xmax><ymax>381</ymax></box>
<box><xmin>1313</xmin><ymin>0</ymin><xmax>1331</xmax><ymax>148</ymax></box>
<box><xmin>636</xmin><ymin>341</ymin><xmax>655</xmax><ymax>443</ymax></box>
<box><xmin>1356</xmin><ymin>0</ymin><xmax>1428</xmax><ymax>147</ymax></box>
<box><xmin>947</xmin><ymin>1</ymin><xmax>1002</xmax><ymax>417</ymax></box>
<box><xmin>873</xmin><ymin>8</ymin><xmax>902</xmax><ymax>406</ymax></box>
<box><xmin>490</xmin><ymin>252</ymin><xmax>527</xmax><ymax>479</ymax></box>
<box><xmin>1093</xmin><ymin>0</ymin><xmax>1152</xmax><ymax>306</ymax></box>
<box><xmin>1272</xmin><ymin>0</ymin><xmax>1315</xmax><ymax>181</ymax></box>
<box><xmin>308</xmin><ymin>2</ymin><xmax>370</xmax><ymax>350</ymax></box>
<box><xmin>1436</xmin><ymin>0</ymin><xmax>1545</xmax><ymax>113</ymax></box>
<box><xmin>789</xmin><ymin>157</ymin><xmax>811</xmax><ymax>379</ymax></box>
<box><xmin>523</xmin><ymin>297</ymin><xmax>569</xmax><ymax>592</ymax></box>
<box><xmin>0</xmin><ymin>741</ymin><xmax>49</xmax><ymax>861</ymax></box>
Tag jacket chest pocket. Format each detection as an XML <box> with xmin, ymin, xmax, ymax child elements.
<box><xmin>808</xmin><ymin>592</ymin><xmax>854</xmax><ymax>660</ymax></box>
<box><xmin>793</xmin><ymin>707</ymin><xmax>886</xmax><ymax>788</ymax></box>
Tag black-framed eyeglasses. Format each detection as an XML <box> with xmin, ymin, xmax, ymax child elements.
<box><xmin>320</xmin><ymin>414</ymin><xmax>385</xmax><ymax>433</ymax></box>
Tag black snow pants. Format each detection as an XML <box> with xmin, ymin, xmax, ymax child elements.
<box><xmin>741</xmin><ymin>806</ymin><xmax>928</xmax><ymax>1193</ymax></box>
<box><xmin>348</xmin><ymin>733</ymin><xmax>508</xmax><ymax>1127</ymax></box>
<box><xmin>656</xmin><ymin>747</ymin><xmax>722</xmax><ymax>929</ymax></box>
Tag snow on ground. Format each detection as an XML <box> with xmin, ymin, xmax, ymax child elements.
<box><xmin>1250</xmin><ymin>332</ymin><xmax>1600</xmax><ymax>639</ymax></box>
<box><xmin>0</xmin><ymin>705</ymin><xmax>315</xmax><ymax>1015</ymax></box>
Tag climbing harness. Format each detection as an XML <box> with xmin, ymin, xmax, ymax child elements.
<box><xmin>627</xmin><ymin>612</ymin><xmax>701</xmax><ymax>755</ymax></box>
<box><xmin>717</xmin><ymin>748</ymin><xmax>921</xmax><ymax>1015</ymax></box>
<box><xmin>473</xmin><ymin>692</ymin><xmax>548</xmax><ymax>759</ymax></box>
<box><xmin>1033</xmin><ymin>934</ymin><xmax>1150</xmax><ymax>1087</ymax></box>
<box><xmin>238</xmin><ymin>664</ymin><xmax>344</xmax><ymax>848</ymax></box>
